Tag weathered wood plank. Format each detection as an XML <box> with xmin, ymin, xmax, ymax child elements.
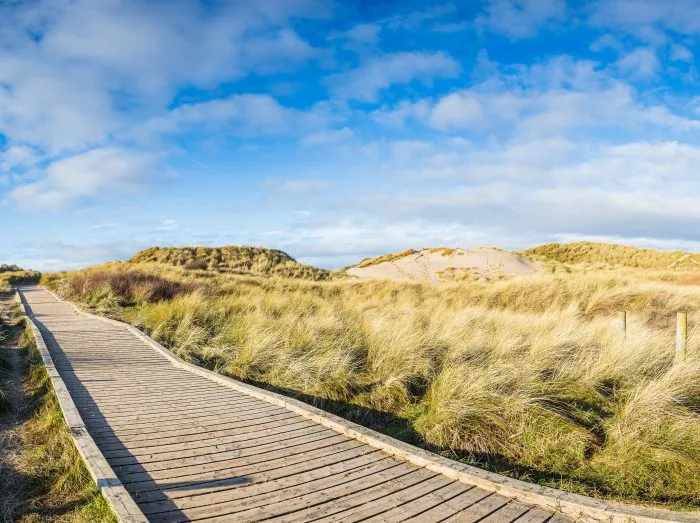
<box><xmin>309</xmin><ymin>474</ymin><xmax>455</xmax><ymax>522</ymax></box>
<box><xmin>403</xmin><ymin>488</ymin><xmax>494</xmax><ymax>522</ymax></box>
<box><xmin>148</xmin><ymin>457</ymin><xmax>405</xmax><ymax>522</ymax></box>
<box><xmin>118</xmin><ymin>434</ymin><xmax>353</xmax><ymax>483</ymax></box>
<box><xmin>127</xmin><ymin>441</ymin><xmax>371</xmax><ymax>499</ymax></box>
<box><xmin>361</xmin><ymin>482</ymin><xmax>475</xmax><ymax>522</ymax></box>
<box><xmin>107</xmin><ymin>425</ymin><xmax>327</xmax><ymax>466</ymax></box>
<box><xmin>440</xmin><ymin>493</ymin><xmax>513</xmax><ymax>522</ymax></box>
<box><xmin>139</xmin><ymin>451</ymin><xmax>388</xmax><ymax>515</ymax></box>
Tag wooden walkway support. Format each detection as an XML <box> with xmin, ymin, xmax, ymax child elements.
<box><xmin>18</xmin><ymin>287</ymin><xmax>700</xmax><ymax>523</ymax></box>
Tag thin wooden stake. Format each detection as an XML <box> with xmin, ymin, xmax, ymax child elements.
<box><xmin>676</xmin><ymin>311</ymin><xmax>688</xmax><ymax>363</ymax></box>
<box><xmin>618</xmin><ymin>311</ymin><xmax>627</xmax><ymax>337</ymax></box>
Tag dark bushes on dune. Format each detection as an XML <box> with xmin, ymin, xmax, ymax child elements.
<box><xmin>69</xmin><ymin>270</ymin><xmax>199</xmax><ymax>304</ymax></box>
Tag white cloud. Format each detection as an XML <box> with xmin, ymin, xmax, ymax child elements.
<box><xmin>0</xmin><ymin>146</ymin><xmax>42</xmax><ymax>171</ymax></box>
<box><xmin>242</xmin><ymin>29</ymin><xmax>319</xmax><ymax>74</ymax></box>
<box><xmin>327</xmin><ymin>51</ymin><xmax>460</xmax><ymax>102</ymax></box>
<box><xmin>0</xmin><ymin>0</ymin><xmax>325</xmax><ymax>156</ymax></box>
<box><xmin>9</xmin><ymin>238</ymin><xmax>149</xmax><ymax>272</ymax></box>
<box><xmin>302</xmin><ymin>127</ymin><xmax>353</xmax><ymax>147</ymax></box>
<box><xmin>352</xmin><ymin>139</ymin><xmax>700</xmax><ymax>245</ymax></box>
<box><xmin>670</xmin><ymin>43</ymin><xmax>693</xmax><ymax>62</ymax></box>
<box><xmin>589</xmin><ymin>34</ymin><xmax>623</xmax><ymax>52</ymax></box>
<box><xmin>371</xmin><ymin>99</ymin><xmax>433</xmax><ymax>127</ymax></box>
<box><xmin>330</xmin><ymin>23</ymin><xmax>382</xmax><ymax>49</ymax></box>
<box><xmin>477</xmin><ymin>0</ymin><xmax>567</xmax><ymax>39</ymax></box>
<box><xmin>156</xmin><ymin>219</ymin><xmax>179</xmax><ymax>232</ymax></box>
<box><xmin>134</xmin><ymin>94</ymin><xmax>331</xmax><ymax>144</ymax></box>
<box><xmin>374</xmin><ymin>56</ymin><xmax>700</xmax><ymax>137</ymax></box>
<box><xmin>590</xmin><ymin>0</ymin><xmax>700</xmax><ymax>42</ymax></box>
<box><xmin>391</xmin><ymin>141</ymin><xmax>434</xmax><ymax>163</ymax></box>
<box><xmin>615</xmin><ymin>48</ymin><xmax>659</xmax><ymax>79</ymax></box>
<box><xmin>10</xmin><ymin>147</ymin><xmax>156</xmax><ymax>210</ymax></box>
<box><xmin>265</xmin><ymin>178</ymin><xmax>330</xmax><ymax>194</ymax></box>
<box><xmin>429</xmin><ymin>93</ymin><xmax>486</xmax><ymax>130</ymax></box>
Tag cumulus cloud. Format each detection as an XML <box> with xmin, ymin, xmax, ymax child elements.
<box><xmin>477</xmin><ymin>0</ymin><xmax>567</xmax><ymax>39</ymax></box>
<box><xmin>670</xmin><ymin>43</ymin><xmax>693</xmax><ymax>62</ymax></box>
<box><xmin>348</xmin><ymin>139</ymin><xmax>700</xmax><ymax>246</ymax></box>
<box><xmin>615</xmin><ymin>48</ymin><xmax>659</xmax><ymax>79</ymax></box>
<box><xmin>0</xmin><ymin>146</ymin><xmax>42</xmax><ymax>171</ymax></box>
<box><xmin>302</xmin><ymin>127</ymin><xmax>353</xmax><ymax>147</ymax></box>
<box><xmin>10</xmin><ymin>147</ymin><xmax>156</xmax><ymax>210</ymax></box>
<box><xmin>374</xmin><ymin>56</ymin><xmax>700</xmax><ymax>137</ymax></box>
<box><xmin>589</xmin><ymin>0</ymin><xmax>700</xmax><ymax>42</ymax></box>
<box><xmin>0</xmin><ymin>0</ymin><xmax>325</xmax><ymax>156</ymax></box>
<box><xmin>327</xmin><ymin>51</ymin><xmax>460</xmax><ymax>102</ymax></box>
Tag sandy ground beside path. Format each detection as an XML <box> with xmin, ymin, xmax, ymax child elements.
<box><xmin>347</xmin><ymin>247</ymin><xmax>541</xmax><ymax>281</ymax></box>
<box><xmin>0</xmin><ymin>293</ymin><xmax>30</xmax><ymax>523</ymax></box>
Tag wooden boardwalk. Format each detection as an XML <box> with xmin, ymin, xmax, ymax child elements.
<box><xmin>20</xmin><ymin>286</ymin><xmax>570</xmax><ymax>523</ymax></box>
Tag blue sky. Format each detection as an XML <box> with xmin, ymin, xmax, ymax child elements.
<box><xmin>2</xmin><ymin>0</ymin><xmax>700</xmax><ymax>270</ymax></box>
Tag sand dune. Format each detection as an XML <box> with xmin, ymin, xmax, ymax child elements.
<box><xmin>347</xmin><ymin>247</ymin><xmax>540</xmax><ymax>282</ymax></box>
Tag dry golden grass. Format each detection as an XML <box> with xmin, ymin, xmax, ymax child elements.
<box><xmin>355</xmin><ymin>248</ymin><xmax>418</xmax><ymax>268</ymax></box>
<box><xmin>0</xmin><ymin>269</ymin><xmax>41</xmax><ymax>292</ymax></box>
<box><xmin>526</xmin><ymin>241</ymin><xmax>700</xmax><ymax>270</ymax></box>
<box><xmin>43</xmin><ymin>250</ymin><xmax>700</xmax><ymax>508</ymax></box>
<box><xmin>130</xmin><ymin>245</ymin><xmax>330</xmax><ymax>280</ymax></box>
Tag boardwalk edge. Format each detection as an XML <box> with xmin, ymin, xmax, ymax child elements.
<box><xmin>16</xmin><ymin>288</ymin><xmax>148</xmax><ymax>523</ymax></box>
<box><xmin>42</xmin><ymin>287</ymin><xmax>700</xmax><ymax>523</ymax></box>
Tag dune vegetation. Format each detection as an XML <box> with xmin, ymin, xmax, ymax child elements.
<box><xmin>526</xmin><ymin>241</ymin><xmax>700</xmax><ymax>270</ymax></box>
<box><xmin>0</xmin><ymin>266</ymin><xmax>41</xmax><ymax>293</ymax></box>
<box><xmin>130</xmin><ymin>245</ymin><xmax>330</xmax><ymax>280</ymax></box>
<box><xmin>41</xmin><ymin>243</ymin><xmax>700</xmax><ymax>509</ymax></box>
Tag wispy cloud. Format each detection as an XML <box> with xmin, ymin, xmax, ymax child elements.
<box><xmin>10</xmin><ymin>147</ymin><xmax>157</xmax><ymax>210</ymax></box>
<box><xmin>327</xmin><ymin>51</ymin><xmax>460</xmax><ymax>102</ymax></box>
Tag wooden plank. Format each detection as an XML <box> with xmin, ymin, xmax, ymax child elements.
<box><xmin>84</xmin><ymin>406</ymin><xmax>290</xmax><ymax>437</ymax></box>
<box><xmin>361</xmin><ymin>482</ymin><xmax>475</xmax><ymax>522</ymax></box>
<box><xmin>478</xmin><ymin>501</ymin><xmax>533</xmax><ymax>523</ymax></box>
<box><xmin>127</xmin><ymin>440</ymin><xmax>370</xmax><ymax>499</ymax></box>
<box><xmin>94</xmin><ymin>413</ymin><xmax>302</xmax><ymax>450</ymax></box>
<box><xmin>148</xmin><ymin>457</ymin><xmax>405</xmax><ymax>522</ymax></box>
<box><xmin>440</xmin><ymin>493</ymin><xmax>513</xmax><ymax>522</ymax></box>
<box><xmin>403</xmin><ymin>488</ymin><xmax>494</xmax><ymax>522</ymax></box>
<box><xmin>81</xmin><ymin>399</ymin><xmax>275</xmax><ymax>429</ymax></box>
<box><xmin>77</xmin><ymin>396</ymin><xmax>264</xmax><ymax>418</ymax></box>
<box><xmin>107</xmin><ymin>424</ymin><xmax>326</xmax><ymax>466</ymax></box>
<box><xmin>112</xmin><ymin>429</ymin><xmax>341</xmax><ymax>475</ymax></box>
<box><xmin>261</xmin><ymin>470</ymin><xmax>439</xmax><ymax>523</ymax></box>
<box><xmin>203</xmin><ymin>464</ymin><xmax>425</xmax><ymax>522</ymax></box>
<box><xmin>68</xmin><ymin>397</ymin><xmax>254</xmax><ymax>416</ymax></box>
<box><xmin>309</xmin><ymin>474</ymin><xmax>455</xmax><ymax>522</ymax></box>
<box><xmin>139</xmin><ymin>451</ymin><xmax>388</xmax><ymax>514</ymax></box>
<box><xmin>76</xmin><ymin>396</ymin><xmax>263</xmax><ymax>420</ymax></box>
<box><xmin>119</xmin><ymin>434</ymin><xmax>352</xmax><ymax>483</ymax></box>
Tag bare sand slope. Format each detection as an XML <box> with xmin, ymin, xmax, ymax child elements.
<box><xmin>347</xmin><ymin>248</ymin><xmax>540</xmax><ymax>282</ymax></box>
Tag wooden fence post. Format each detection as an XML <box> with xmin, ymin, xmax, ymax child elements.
<box><xmin>618</xmin><ymin>311</ymin><xmax>627</xmax><ymax>337</ymax></box>
<box><xmin>676</xmin><ymin>311</ymin><xmax>688</xmax><ymax>363</ymax></box>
